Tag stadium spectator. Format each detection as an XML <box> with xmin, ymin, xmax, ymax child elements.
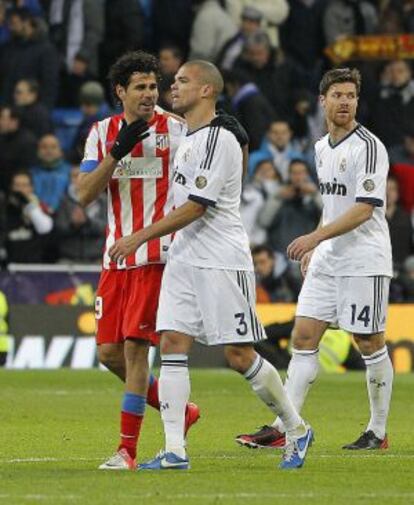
<box><xmin>159</xmin><ymin>45</ymin><xmax>184</xmax><ymax>79</ymax></box>
<box><xmin>385</xmin><ymin>176</ymin><xmax>413</xmax><ymax>270</ymax></box>
<box><xmin>369</xmin><ymin>60</ymin><xmax>414</xmax><ymax>148</ymax></box>
<box><xmin>252</xmin><ymin>245</ymin><xmax>301</xmax><ymax>303</ymax></box>
<box><xmin>69</xmin><ymin>81</ymin><xmax>111</xmax><ymax>163</ymax></box>
<box><xmin>249</xmin><ymin>120</ymin><xmax>304</xmax><ymax>180</ymax></box>
<box><xmin>0</xmin><ymin>1</ymin><xmax>10</xmax><ymax>46</ymax></box>
<box><xmin>158</xmin><ymin>73</ymin><xmax>174</xmax><ymax>111</ymax></box>
<box><xmin>233</xmin><ymin>30</ymin><xmax>299</xmax><ymax>119</ymax></box>
<box><xmin>54</xmin><ymin>166</ymin><xmax>106</xmax><ymax>263</ymax></box>
<box><xmin>290</xmin><ymin>89</ymin><xmax>326</xmax><ymax>170</ymax></box>
<box><xmin>189</xmin><ymin>0</ymin><xmax>237</xmax><ymax>62</ymax></box>
<box><xmin>0</xmin><ymin>105</ymin><xmax>37</xmax><ymax>191</ymax></box>
<box><xmin>399</xmin><ymin>255</ymin><xmax>414</xmax><ymax>302</ymax></box>
<box><xmin>389</xmin><ymin>127</ymin><xmax>414</xmax><ymax>214</ymax></box>
<box><xmin>30</xmin><ymin>134</ymin><xmax>71</xmax><ymax>213</ymax></box>
<box><xmin>226</xmin><ymin>0</ymin><xmax>289</xmax><ymax>49</ymax></box>
<box><xmin>0</xmin><ymin>7</ymin><xmax>59</xmax><ymax>108</ymax></box>
<box><xmin>99</xmin><ymin>0</ymin><xmax>145</xmax><ymax>84</ymax></box>
<box><xmin>279</xmin><ymin>0</ymin><xmax>327</xmax><ymax>93</ymax></box>
<box><xmin>13</xmin><ymin>78</ymin><xmax>52</xmax><ymax>139</ymax></box>
<box><xmin>259</xmin><ymin>159</ymin><xmax>322</xmax><ymax>254</ymax></box>
<box><xmin>58</xmin><ymin>52</ymin><xmax>94</xmax><ymax>106</ymax></box>
<box><xmin>0</xmin><ymin>170</ymin><xmax>53</xmax><ymax>263</ymax></box>
<box><xmin>223</xmin><ymin>68</ymin><xmax>274</xmax><ymax>151</ymax></box>
<box><xmin>323</xmin><ymin>0</ymin><xmax>379</xmax><ymax>45</ymax></box>
<box><xmin>152</xmin><ymin>0</ymin><xmax>194</xmax><ymax>55</ymax></box>
<box><xmin>240</xmin><ymin>154</ymin><xmax>281</xmax><ymax>246</ymax></box>
<box><xmin>217</xmin><ymin>5</ymin><xmax>263</xmax><ymax>71</ymax></box>
<box><xmin>48</xmin><ymin>0</ymin><xmax>104</xmax><ymax>77</ymax></box>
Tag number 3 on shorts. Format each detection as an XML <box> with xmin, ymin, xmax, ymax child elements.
<box><xmin>234</xmin><ymin>312</ymin><xmax>248</xmax><ymax>336</ymax></box>
<box><xmin>95</xmin><ymin>296</ymin><xmax>103</xmax><ymax>320</ymax></box>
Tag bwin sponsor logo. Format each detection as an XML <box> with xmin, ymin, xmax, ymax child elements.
<box><xmin>319</xmin><ymin>178</ymin><xmax>347</xmax><ymax>196</ymax></box>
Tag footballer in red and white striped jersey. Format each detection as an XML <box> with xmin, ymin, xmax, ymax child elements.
<box><xmin>80</xmin><ymin>105</ymin><xmax>185</xmax><ymax>270</ymax></box>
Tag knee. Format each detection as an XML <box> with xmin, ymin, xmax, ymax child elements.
<box><xmin>160</xmin><ymin>331</ymin><xmax>191</xmax><ymax>355</ymax></box>
<box><xmin>224</xmin><ymin>345</ymin><xmax>256</xmax><ymax>374</ymax></box>
<box><xmin>97</xmin><ymin>345</ymin><xmax>124</xmax><ymax>372</ymax></box>
<box><xmin>354</xmin><ymin>333</ymin><xmax>385</xmax><ymax>356</ymax></box>
<box><xmin>291</xmin><ymin>329</ymin><xmax>317</xmax><ymax>351</ymax></box>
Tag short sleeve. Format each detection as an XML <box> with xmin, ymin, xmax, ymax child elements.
<box><xmin>354</xmin><ymin>135</ymin><xmax>389</xmax><ymax>208</ymax></box>
<box><xmin>188</xmin><ymin>127</ymin><xmax>239</xmax><ymax>207</ymax></box>
<box><xmin>80</xmin><ymin>123</ymin><xmax>100</xmax><ymax>173</ymax></box>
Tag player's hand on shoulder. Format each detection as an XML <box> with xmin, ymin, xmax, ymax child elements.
<box><xmin>109</xmin><ymin>232</ymin><xmax>143</xmax><ymax>262</ymax></box>
<box><xmin>110</xmin><ymin>118</ymin><xmax>150</xmax><ymax>161</ymax></box>
<box><xmin>210</xmin><ymin>111</ymin><xmax>249</xmax><ymax>148</ymax></box>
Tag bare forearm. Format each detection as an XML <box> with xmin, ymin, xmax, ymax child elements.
<box><xmin>78</xmin><ymin>155</ymin><xmax>118</xmax><ymax>206</ymax></box>
<box><xmin>315</xmin><ymin>203</ymin><xmax>373</xmax><ymax>242</ymax></box>
<box><xmin>139</xmin><ymin>201</ymin><xmax>205</xmax><ymax>243</ymax></box>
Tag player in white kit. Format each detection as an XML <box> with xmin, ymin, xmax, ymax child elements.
<box><xmin>237</xmin><ymin>68</ymin><xmax>394</xmax><ymax>451</ymax></box>
<box><xmin>109</xmin><ymin>60</ymin><xmax>313</xmax><ymax>470</ymax></box>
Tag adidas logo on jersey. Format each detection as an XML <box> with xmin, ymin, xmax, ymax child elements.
<box><xmin>319</xmin><ymin>178</ymin><xmax>347</xmax><ymax>196</ymax></box>
<box><xmin>174</xmin><ymin>171</ymin><xmax>187</xmax><ymax>185</ymax></box>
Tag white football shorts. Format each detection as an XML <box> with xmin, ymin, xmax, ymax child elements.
<box><xmin>156</xmin><ymin>259</ymin><xmax>265</xmax><ymax>346</ymax></box>
<box><xmin>296</xmin><ymin>270</ymin><xmax>390</xmax><ymax>334</ymax></box>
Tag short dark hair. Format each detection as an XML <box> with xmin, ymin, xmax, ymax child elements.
<box><xmin>289</xmin><ymin>158</ymin><xmax>310</xmax><ymax>173</ymax></box>
<box><xmin>159</xmin><ymin>44</ymin><xmax>184</xmax><ymax>61</ymax></box>
<box><xmin>108</xmin><ymin>50</ymin><xmax>160</xmax><ymax>93</ymax></box>
<box><xmin>319</xmin><ymin>67</ymin><xmax>361</xmax><ymax>96</ymax></box>
<box><xmin>251</xmin><ymin>245</ymin><xmax>274</xmax><ymax>258</ymax></box>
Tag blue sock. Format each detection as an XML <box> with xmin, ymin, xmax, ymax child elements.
<box><xmin>122</xmin><ymin>392</ymin><xmax>146</xmax><ymax>415</ymax></box>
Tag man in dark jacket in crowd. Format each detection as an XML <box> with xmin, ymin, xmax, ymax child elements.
<box><xmin>0</xmin><ymin>7</ymin><xmax>59</xmax><ymax>108</ymax></box>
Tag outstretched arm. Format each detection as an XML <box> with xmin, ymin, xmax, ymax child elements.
<box><xmin>287</xmin><ymin>202</ymin><xmax>374</xmax><ymax>260</ymax></box>
<box><xmin>109</xmin><ymin>200</ymin><xmax>206</xmax><ymax>262</ymax></box>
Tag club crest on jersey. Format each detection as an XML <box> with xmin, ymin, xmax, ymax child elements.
<box><xmin>156</xmin><ymin>133</ymin><xmax>169</xmax><ymax>150</ymax></box>
<box><xmin>339</xmin><ymin>158</ymin><xmax>347</xmax><ymax>172</ymax></box>
<box><xmin>195</xmin><ymin>175</ymin><xmax>208</xmax><ymax>189</ymax></box>
<box><xmin>363</xmin><ymin>179</ymin><xmax>375</xmax><ymax>192</ymax></box>
<box><xmin>183</xmin><ymin>148</ymin><xmax>191</xmax><ymax>162</ymax></box>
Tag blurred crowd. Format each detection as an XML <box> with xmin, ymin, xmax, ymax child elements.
<box><xmin>0</xmin><ymin>0</ymin><xmax>413</xmax><ymax>302</ymax></box>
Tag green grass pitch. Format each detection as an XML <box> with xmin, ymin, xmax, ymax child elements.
<box><xmin>0</xmin><ymin>369</ymin><xmax>413</xmax><ymax>505</ymax></box>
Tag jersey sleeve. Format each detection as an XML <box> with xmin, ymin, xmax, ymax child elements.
<box><xmin>188</xmin><ymin>127</ymin><xmax>238</xmax><ymax>207</ymax></box>
<box><xmin>80</xmin><ymin>123</ymin><xmax>100</xmax><ymax>173</ymax></box>
<box><xmin>354</xmin><ymin>137</ymin><xmax>389</xmax><ymax>207</ymax></box>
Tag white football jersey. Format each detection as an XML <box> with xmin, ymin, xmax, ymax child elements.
<box><xmin>169</xmin><ymin>124</ymin><xmax>253</xmax><ymax>271</ymax></box>
<box><xmin>309</xmin><ymin>124</ymin><xmax>392</xmax><ymax>277</ymax></box>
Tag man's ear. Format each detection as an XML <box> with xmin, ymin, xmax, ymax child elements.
<box><xmin>116</xmin><ymin>84</ymin><xmax>126</xmax><ymax>102</ymax></box>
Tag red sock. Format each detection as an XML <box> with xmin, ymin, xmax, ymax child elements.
<box><xmin>118</xmin><ymin>411</ymin><xmax>143</xmax><ymax>459</ymax></box>
<box><xmin>147</xmin><ymin>375</ymin><xmax>160</xmax><ymax>410</ymax></box>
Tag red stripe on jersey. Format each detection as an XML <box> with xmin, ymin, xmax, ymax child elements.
<box><xmin>107</xmin><ymin>115</ymin><xmax>123</xmax><ymax>269</ymax></box>
<box><xmin>127</xmin><ymin>141</ymin><xmax>144</xmax><ymax>267</ymax></box>
<box><xmin>147</xmin><ymin>115</ymin><xmax>170</xmax><ymax>263</ymax></box>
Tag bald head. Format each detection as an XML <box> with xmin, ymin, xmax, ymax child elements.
<box><xmin>183</xmin><ymin>60</ymin><xmax>224</xmax><ymax>98</ymax></box>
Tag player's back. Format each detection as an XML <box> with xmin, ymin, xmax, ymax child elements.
<box><xmin>81</xmin><ymin>107</ymin><xmax>185</xmax><ymax>270</ymax></box>
<box><xmin>170</xmin><ymin>124</ymin><xmax>253</xmax><ymax>271</ymax></box>
<box><xmin>310</xmin><ymin>124</ymin><xmax>392</xmax><ymax>277</ymax></box>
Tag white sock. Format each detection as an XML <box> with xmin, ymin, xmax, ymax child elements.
<box><xmin>272</xmin><ymin>348</ymin><xmax>319</xmax><ymax>432</ymax></box>
<box><xmin>244</xmin><ymin>353</ymin><xmax>303</xmax><ymax>434</ymax></box>
<box><xmin>159</xmin><ymin>354</ymin><xmax>190</xmax><ymax>459</ymax></box>
<box><xmin>363</xmin><ymin>346</ymin><xmax>393</xmax><ymax>439</ymax></box>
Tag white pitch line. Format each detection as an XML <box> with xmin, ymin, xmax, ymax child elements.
<box><xmin>1</xmin><ymin>454</ymin><xmax>414</xmax><ymax>464</ymax></box>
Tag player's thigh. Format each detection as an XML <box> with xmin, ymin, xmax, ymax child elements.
<box><xmin>296</xmin><ymin>270</ymin><xmax>337</xmax><ymax>327</ymax></box>
<box><xmin>156</xmin><ymin>260</ymin><xmax>203</xmax><ymax>339</ymax></box>
<box><xmin>95</xmin><ymin>270</ymin><xmax>124</xmax><ymax>345</ymax></box>
<box><xmin>337</xmin><ymin>276</ymin><xmax>390</xmax><ymax>334</ymax></box>
<box><xmin>195</xmin><ymin>269</ymin><xmax>265</xmax><ymax>346</ymax></box>
<box><xmin>122</xmin><ymin>264</ymin><xmax>164</xmax><ymax>345</ymax></box>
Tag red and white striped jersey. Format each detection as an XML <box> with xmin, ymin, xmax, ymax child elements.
<box><xmin>81</xmin><ymin>106</ymin><xmax>185</xmax><ymax>270</ymax></box>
